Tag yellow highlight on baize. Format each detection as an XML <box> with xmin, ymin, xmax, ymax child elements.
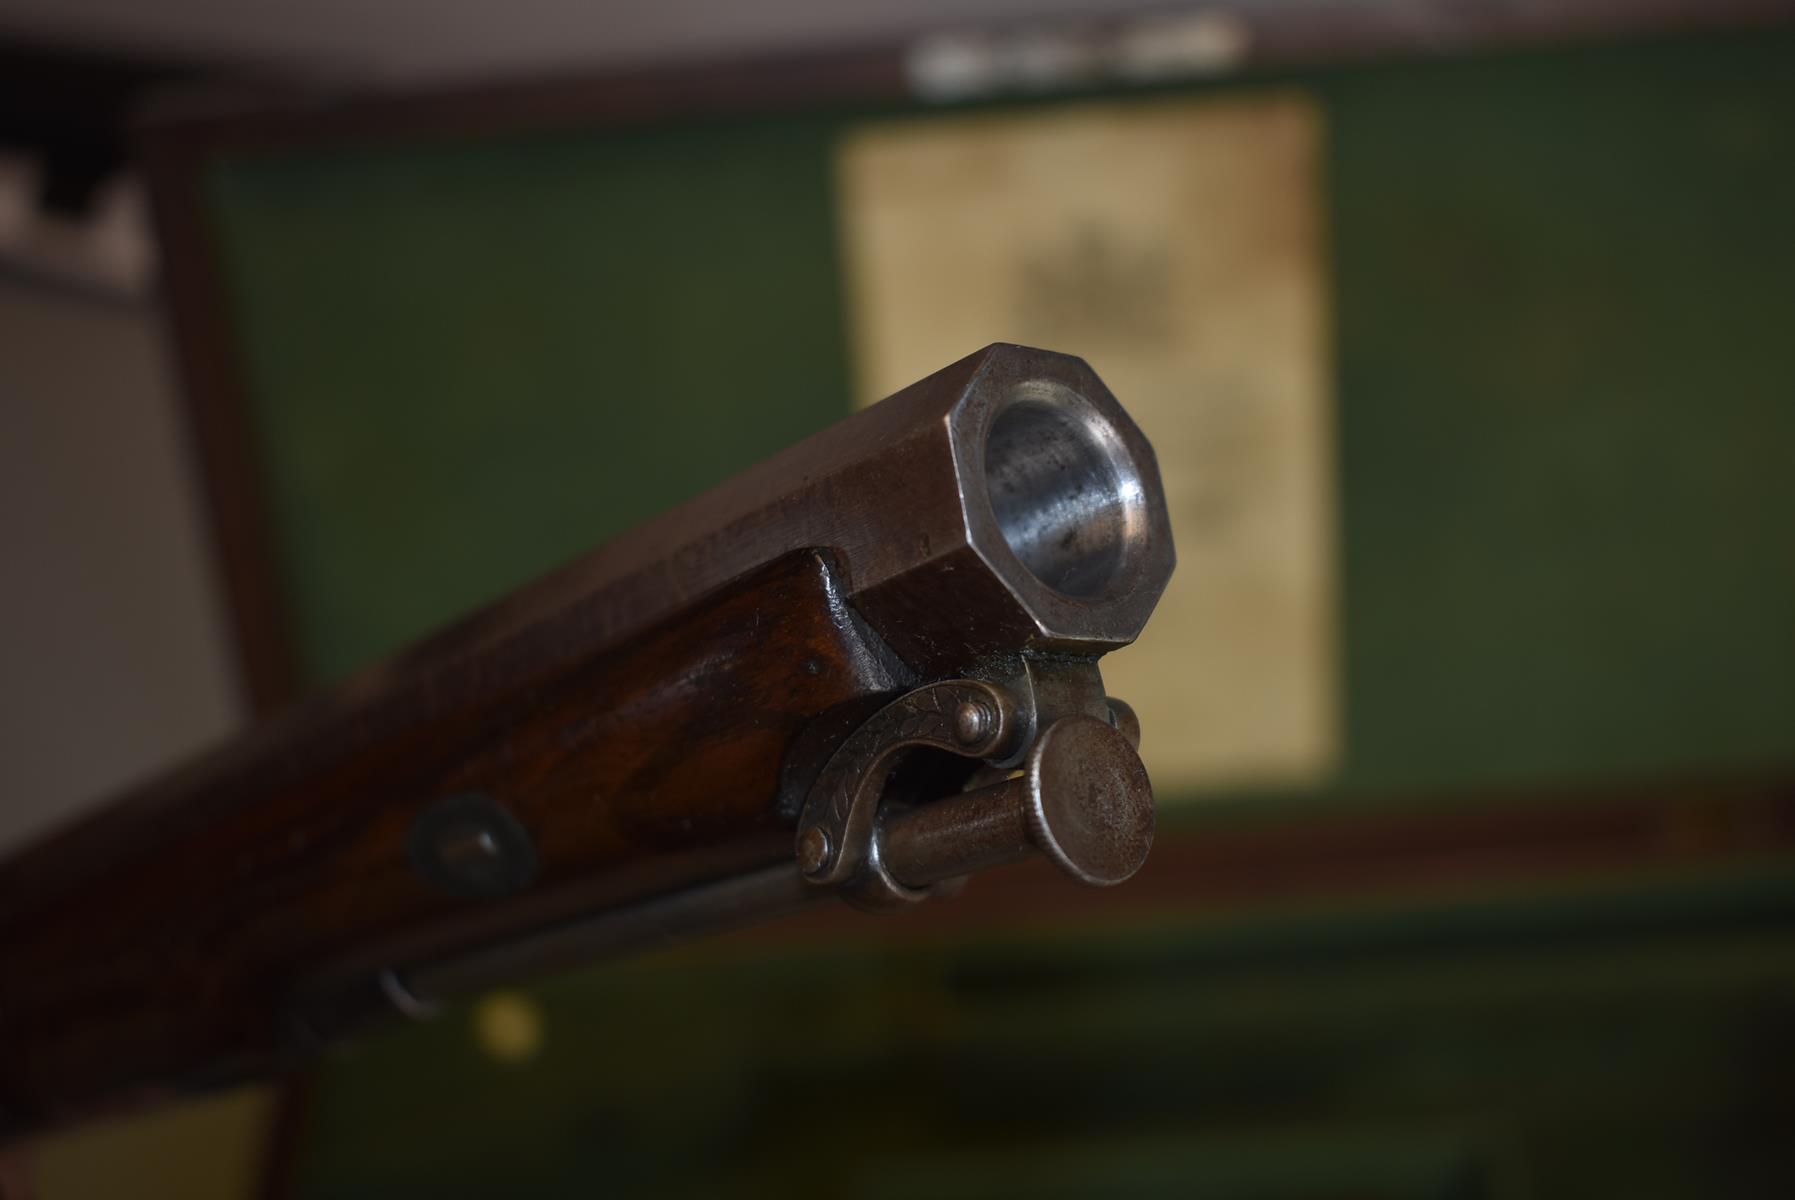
<box><xmin>473</xmin><ymin>990</ymin><xmax>545</xmax><ymax>1064</ymax></box>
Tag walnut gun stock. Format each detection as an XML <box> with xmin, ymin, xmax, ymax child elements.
<box><xmin>0</xmin><ymin>343</ymin><xmax>1175</xmax><ymax>1133</ymax></box>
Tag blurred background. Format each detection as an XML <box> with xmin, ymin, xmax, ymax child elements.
<box><xmin>3</xmin><ymin>1</ymin><xmax>1794</xmax><ymax>1197</ymax></box>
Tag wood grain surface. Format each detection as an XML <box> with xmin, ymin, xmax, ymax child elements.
<box><xmin>0</xmin><ymin>550</ymin><xmax>899</xmax><ymax>1131</ymax></box>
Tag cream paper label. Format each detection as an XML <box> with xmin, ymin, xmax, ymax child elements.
<box><xmin>836</xmin><ymin>93</ymin><xmax>1337</xmax><ymax>795</ymax></box>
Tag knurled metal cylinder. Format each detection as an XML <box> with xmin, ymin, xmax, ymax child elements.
<box><xmin>879</xmin><ymin>777</ymin><xmax>1033</xmax><ymax>889</ymax></box>
<box><xmin>878</xmin><ymin>715</ymin><xmax>1154</xmax><ymax>891</ymax></box>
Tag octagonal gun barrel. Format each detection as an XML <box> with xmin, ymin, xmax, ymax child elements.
<box><xmin>0</xmin><ymin>343</ymin><xmax>1175</xmax><ymax>1133</ymax></box>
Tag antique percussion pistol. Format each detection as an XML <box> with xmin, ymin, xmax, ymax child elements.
<box><xmin>0</xmin><ymin>343</ymin><xmax>1174</xmax><ymax>1131</ymax></box>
